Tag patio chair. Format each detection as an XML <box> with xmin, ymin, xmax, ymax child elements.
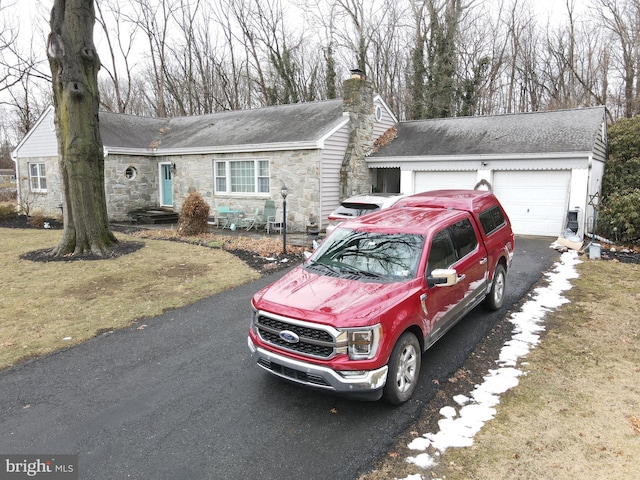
<box><xmin>267</xmin><ymin>209</ymin><xmax>285</xmax><ymax>234</ymax></box>
<box><xmin>262</xmin><ymin>200</ymin><xmax>276</xmax><ymax>232</ymax></box>
<box><xmin>207</xmin><ymin>215</ymin><xmax>219</xmax><ymax>229</ymax></box>
<box><xmin>241</xmin><ymin>207</ymin><xmax>262</xmax><ymax>231</ymax></box>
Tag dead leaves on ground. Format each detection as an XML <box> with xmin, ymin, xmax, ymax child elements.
<box><xmin>131</xmin><ymin>229</ymin><xmax>304</xmax><ymax>257</ymax></box>
<box><xmin>630</xmin><ymin>415</ymin><xmax>640</xmax><ymax>434</ymax></box>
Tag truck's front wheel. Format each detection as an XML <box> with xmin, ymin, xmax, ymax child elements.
<box><xmin>383</xmin><ymin>332</ymin><xmax>421</xmax><ymax>405</ymax></box>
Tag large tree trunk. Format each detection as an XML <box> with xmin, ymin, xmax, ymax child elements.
<box><xmin>47</xmin><ymin>0</ymin><xmax>118</xmax><ymax>256</ymax></box>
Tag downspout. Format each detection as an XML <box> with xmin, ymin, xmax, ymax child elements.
<box><xmin>10</xmin><ymin>149</ymin><xmax>20</xmax><ymax>214</ymax></box>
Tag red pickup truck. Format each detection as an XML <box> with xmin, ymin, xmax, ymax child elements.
<box><xmin>248</xmin><ymin>190</ymin><xmax>515</xmax><ymax>404</ymax></box>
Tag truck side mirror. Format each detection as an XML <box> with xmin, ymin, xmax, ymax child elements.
<box><xmin>427</xmin><ymin>268</ymin><xmax>458</xmax><ymax>288</ymax></box>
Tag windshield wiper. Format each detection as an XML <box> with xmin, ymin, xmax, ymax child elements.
<box><xmin>307</xmin><ymin>259</ymin><xmax>342</xmax><ymax>275</ymax></box>
<box><xmin>334</xmin><ymin>262</ymin><xmax>385</xmax><ymax>278</ymax></box>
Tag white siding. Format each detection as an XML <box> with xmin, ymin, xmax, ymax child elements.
<box><xmin>414</xmin><ymin>171</ymin><xmax>478</xmax><ymax>192</ymax></box>
<box><xmin>320</xmin><ymin>122</ymin><xmax>350</xmax><ymax>229</ymax></box>
<box><xmin>13</xmin><ymin>107</ymin><xmax>58</xmax><ymax>158</ymax></box>
<box><xmin>372</xmin><ymin>96</ymin><xmax>397</xmax><ymax>138</ymax></box>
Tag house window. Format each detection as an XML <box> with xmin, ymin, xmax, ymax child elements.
<box><xmin>125</xmin><ymin>166</ymin><xmax>137</xmax><ymax>179</ymax></box>
<box><xmin>215</xmin><ymin>159</ymin><xmax>270</xmax><ymax>194</ymax></box>
<box><xmin>29</xmin><ymin>163</ymin><xmax>47</xmax><ymax>192</ymax></box>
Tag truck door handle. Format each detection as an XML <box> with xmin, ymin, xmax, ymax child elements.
<box><xmin>457</xmin><ymin>274</ymin><xmax>466</xmax><ymax>282</ymax></box>
<box><xmin>420</xmin><ymin>293</ymin><xmax>428</xmax><ymax>315</ymax></box>
<box><xmin>479</xmin><ymin>257</ymin><xmax>488</xmax><ymax>265</ymax></box>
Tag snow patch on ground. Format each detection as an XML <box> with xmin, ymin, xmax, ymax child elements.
<box><xmin>397</xmin><ymin>251</ymin><xmax>581</xmax><ymax>479</ymax></box>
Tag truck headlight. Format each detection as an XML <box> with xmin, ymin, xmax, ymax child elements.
<box><xmin>344</xmin><ymin>324</ymin><xmax>382</xmax><ymax>360</ymax></box>
<box><xmin>250</xmin><ymin>304</ymin><xmax>258</xmax><ymax>333</ymax></box>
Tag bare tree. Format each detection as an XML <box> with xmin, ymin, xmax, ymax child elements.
<box><xmin>367</xmin><ymin>0</ymin><xmax>410</xmax><ymax>115</ymax></box>
<box><xmin>127</xmin><ymin>0</ymin><xmax>180</xmax><ymax>117</ymax></box>
<box><xmin>597</xmin><ymin>0</ymin><xmax>639</xmax><ymax>117</ymax></box>
<box><xmin>47</xmin><ymin>0</ymin><xmax>118</xmax><ymax>256</ymax></box>
<box><xmin>335</xmin><ymin>0</ymin><xmax>370</xmax><ymax>73</ymax></box>
<box><xmin>94</xmin><ymin>0</ymin><xmax>139</xmax><ymax>113</ymax></box>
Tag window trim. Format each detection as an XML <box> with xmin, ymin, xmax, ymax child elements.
<box><xmin>214</xmin><ymin>158</ymin><xmax>270</xmax><ymax>196</ymax></box>
<box><xmin>28</xmin><ymin>162</ymin><xmax>47</xmax><ymax>192</ymax></box>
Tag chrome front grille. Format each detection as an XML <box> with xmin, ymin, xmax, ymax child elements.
<box><xmin>255</xmin><ymin>313</ymin><xmax>340</xmax><ymax>359</ymax></box>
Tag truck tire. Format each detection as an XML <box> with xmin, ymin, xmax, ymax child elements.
<box><xmin>383</xmin><ymin>332</ymin><xmax>421</xmax><ymax>405</ymax></box>
<box><xmin>484</xmin><ymin>263</ymin><xmax>506</xmax><ymax>311</ymax></box>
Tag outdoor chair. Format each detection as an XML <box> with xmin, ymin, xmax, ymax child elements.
<box><xmin>266</xmin><ymin>209</ymin><xmax>285</xmax><ymax>234</ymax></box>
<box><xmin>261</xmin><ymin>200</ymin><xmax>276</xmax><ymax>232</ymax></box>
<box><xmin>207</xmin><ymin>215</ymin><xmax>219</xmax><ymax>229</ymax></box>
<box><xmin>241</xmin><ymin>207</ymin><xmax>262</xmax><ymax>231</ymax></box>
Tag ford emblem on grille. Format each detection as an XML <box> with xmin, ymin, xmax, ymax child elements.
<box><xmin>279</xmin><ymin>330</ymin><xmax>299</xmax><ymax>344</ymax></box>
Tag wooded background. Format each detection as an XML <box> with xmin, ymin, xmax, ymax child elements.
<box><xmin>1</xmin><ymin>0</ymin><xmax>638</xmax><ymax>169</ymax></box>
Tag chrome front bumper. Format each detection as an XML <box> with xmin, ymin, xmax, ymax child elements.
<box><xmin>248</xmin><ymin>337</ymin><xmax>388</xmax><ymax>398</ymax></box>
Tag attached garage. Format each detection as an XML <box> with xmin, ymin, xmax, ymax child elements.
<box><xmin>369</xmin><ymin>107</ymin><xmax>607</xmax><ymax>238</ymax></box>
<box><xmin>493</xmin><ymin>170</ymin><xmax>571</xmax><ymax>237</ymax></box>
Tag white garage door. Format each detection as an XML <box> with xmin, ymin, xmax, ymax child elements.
<box><xmin>493</xmin><ymin>170</ymin><xmax>571</xmax><ymax>237</ymax></box>
<box><xmin>414</xmin><ymin>171</ymin><xmax>478</xmax><ymax>193</ymax></box>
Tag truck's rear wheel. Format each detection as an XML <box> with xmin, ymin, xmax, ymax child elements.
<box><xmin>484</xmin><ymin>263</ymin><xmax>506</xmax><ymax>311</ymax></box>
<box><xmin>383</xmin><ymin>332</ymin><xmax>421</xmax><ymax>405</ymax></box>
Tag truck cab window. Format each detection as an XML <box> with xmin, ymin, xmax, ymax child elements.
<box><xmin>450</xmin><ymin>218</ymin><xmax>478</xmax><ymax>257</ymax></box>
<box><xmin>427</xmin><ymin>229</ymin><xmax>456</xmax><ymax>274</ymax></box>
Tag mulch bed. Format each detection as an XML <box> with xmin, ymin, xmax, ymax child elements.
<box><xmin>1</xmin><ymin>215</ymin><xmax>303</xmax><ymax>272</ymax></box>
<box><xmin>2</xmin><ymin>214</ymin><xmax>638</xmax><ymax>267</ymax></box>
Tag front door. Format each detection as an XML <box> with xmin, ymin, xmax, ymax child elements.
<box><xmin>161</xmin><ymin>164</ymin><xmax>173</xmax><ymax>206</ymax></box>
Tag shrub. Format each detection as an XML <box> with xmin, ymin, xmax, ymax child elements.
<box><xmin>601</xmin><ymin>157</ymin><xmax>640</xmax><ymax>198</ymax></box>
<box><xmin>177</xmin><ymin>191</ymin><xmax>210</xmax><ymax>236</ymax></box>
<box><xmin>0</xmin><ymin>203</ymin><xmax>17</xmax><ymax>219</ymax></box>
<box><xmin>598</xmin><ymin>190</ymin><xmax>640</xmax><ymax>244</ymax></box>
<box><xmin>0</xmin><ymin>188</ymin><xmax>17</xmax><ymax>202</ymax></box>
<box><xmin>607</xmin><ymin>116</ymin><xmax>640</xmax><ymax>162</ymax></box>
<box><xmin>600</xmin><ymin>116</ymin><xmax>640</xmax><ymax>245</ymax></box>
<box><xmin>27</xmin><ymin>213</ymin><xmax>46</xmax><ymax>228</ymax></box>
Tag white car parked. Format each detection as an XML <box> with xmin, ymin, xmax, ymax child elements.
<box><xmin>326</xmin><ymin>193</ymin><xmax>405</xmax><ymax>236</ymax></box>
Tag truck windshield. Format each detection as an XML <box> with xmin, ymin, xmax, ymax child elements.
<box><xmin>306</xmin><ymin>228</ymin><xmax>425</xmax><ymax>280</ymax></box>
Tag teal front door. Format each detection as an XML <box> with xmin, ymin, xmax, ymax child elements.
<box><xmin>161</xmin><ymin>164</ymin><xmax>173</xmax><ymax>206</ymax></box>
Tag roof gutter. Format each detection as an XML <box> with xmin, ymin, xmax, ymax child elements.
<box><xmin>367</xmin><ymin>151</ymin><xmax>593</xmax><ymax>164</ymax></box>
<box><xmin>104</xmin><ymin>140</ymin><xmax>324</xmax><ymax>157</ymax></box>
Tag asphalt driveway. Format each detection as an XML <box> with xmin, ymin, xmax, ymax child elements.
<box><xmin>0</xmin><ymin>236</ymin><xmax>559</xmax><ymax>479</ymax></box>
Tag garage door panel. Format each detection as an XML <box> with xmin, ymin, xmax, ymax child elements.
<box><xmin>493</xmin><ymin>171</ymin><xmax>570</xmax><ymax>237</ymax></box>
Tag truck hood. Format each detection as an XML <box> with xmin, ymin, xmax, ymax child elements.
<box><xmin>252</xmin><ymin>266</ymin><xmax>418</xmax><ymax>327</ymax></box>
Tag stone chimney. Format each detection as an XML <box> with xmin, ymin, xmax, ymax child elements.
<box><xmin>340</xmin><ymin>69</ymin><xmax>374</xmax><ymax>200</ymax></box>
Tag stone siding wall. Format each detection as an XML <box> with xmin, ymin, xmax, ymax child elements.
<box><xmin>169</xmin><ymin>149</ymin><xmax>322</xmax><ymax>233</ymax></box>
<box><xmin>341</xmin><ymin>77</ymin><xmax>375</xmax><ymax>200</ymax></box>
<box><xmin>16</xmin><ymin>156</ymin><xmax>63</xmax><ymax>218</ymax></box>
<box><xmin>104</xmin><ymin>154</ymin><xmax>158</xmax><ymax>221</ymax></box>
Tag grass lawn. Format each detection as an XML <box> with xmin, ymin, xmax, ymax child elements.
<box><xmin>0</xmin><ymin>227</ymin><xmax>262</xmax><ymax>370</ymax></box>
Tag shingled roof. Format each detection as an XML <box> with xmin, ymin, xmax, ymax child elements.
<box><xmin>99</xmin><ymin>100</ymin><xmax>345</xmax><ymax>151</ymax></box>
<box><xmin>373</xmin><ymin>107</ymin><xmax>606</xmax><ymax>157</ymax></box>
